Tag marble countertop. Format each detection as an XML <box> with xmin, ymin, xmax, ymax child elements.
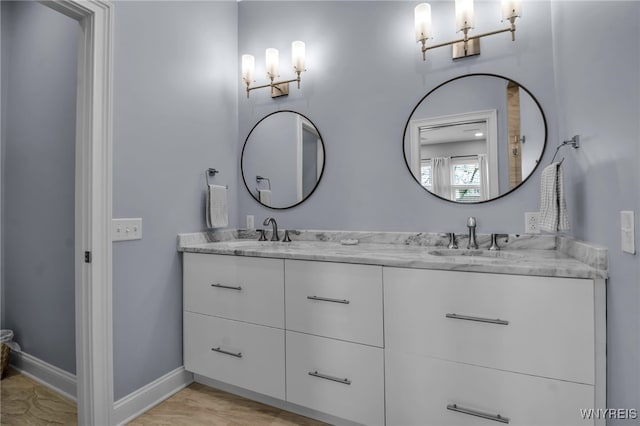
<box><xmin>178</xmin><ymin>230</ymin><xmax>608</xmax><ymax>280</ymax></box>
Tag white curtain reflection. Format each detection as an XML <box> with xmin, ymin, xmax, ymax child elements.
<box><xmin>431</xmin><ymin>157</ymin><xmax>451</xmax><ymax>198</ymax></box>
<box><xmin>478</xmin><ymin>153</ymin><xmax>489</xmax><ymax>201</ymax></box>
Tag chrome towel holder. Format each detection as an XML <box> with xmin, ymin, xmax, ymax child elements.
<box><xmin>550</xmin><ymin>135</ymin><xmax>580</xmax><ymax>165</ymax></box>
<box><xmin>205</xmin><ymin>168</ymin><xmax>228</xmax><ymax>189</ymax></box>
<box><xmin>256</xmin><ymin>175</ymin><xmax>271</xmax><ymax>193</ymax></box>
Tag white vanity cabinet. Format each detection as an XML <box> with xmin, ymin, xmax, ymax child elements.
<box><xmin>384</xmin><ymin>268</ymin><xmax>606</xmax><ymax>426</ymax></box>
<box><xmin>183</xmin><ymin>253</ymin><xmax>286</xmax><ymax>399</ymax></box>
<box><xmin>285</xmin><ymin>260</ymin><xmax>384</xmax><ymax>347</ymax></box>
<box><xmin>183</xmin><ymin>253</ymin><xmax>284</xmax><ymax>328</ymax></box>
<box><xmin>285</xmin><ymin>260</ymin><xmax>385</xmax><ymax>426</ymax></box>
<box><xmin>182</xmin><ymin>250</ymin><xmax>605</xmax><ymax>426</ymax></box>
<box><xmin>183</xmin><ymin>254</ymin><xmax>385</xmax><ymax>426</ymax></box>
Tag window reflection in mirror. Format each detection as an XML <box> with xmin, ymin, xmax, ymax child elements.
<box><xmin>241</xmin><ymin>111</ymin><xmax>325</xmax><ymax>209</ymax></box>
<box><xmin>403</xmin><ymin>74</ymin><xmax>547</xmax><ymax>203</ymax></box>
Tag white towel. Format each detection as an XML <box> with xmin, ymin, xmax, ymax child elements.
<box><xmin>258</xmin><ymin>189</ymin><xmax>272</xmax><ymax>207</ymax></box>
<box><xmin>539</xmin><ymin>162</ymin><xmax>569</xmax><ymax>232</ymax></box>
<box><xmin>206</xmin><ymin>184</ymin><xmax>228</xmax><ymax>228</ymax></box>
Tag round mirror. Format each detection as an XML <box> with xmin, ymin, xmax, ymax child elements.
<box><xmin>403</xmin><ymin>73</ymin><xmax>547</xmax><ymax>203</ymax></box>
<box><xmin>241</xmin><ymin>111</ymin><xmax>325</xmax><ymax>209</ymax></box>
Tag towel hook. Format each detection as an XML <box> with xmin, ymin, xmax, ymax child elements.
<box><xmin>550</xmin><ymin>135</ymin><xmax>580</xmax><ymax>164</ymax></box>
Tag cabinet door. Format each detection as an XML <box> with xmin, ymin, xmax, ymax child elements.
<box><xmin>384</xmin><ymin>268</ymin><xmax>594</xmax><ymax>384</ymax></box>
<box><xmin>386</xmin><ymin>352</ymin><xmax>594</xmax><ymax>426</ymax></box>
<box><xmin>286</xmin><ymin>331</ymin><xmax>385</xmax><ymax>426</ymax></box>
<box><xmin>184</xmin><ymin>312</ymin><xmax>285</xmax><ymax>399</ymax></box>
<box><xmin>285</xmin><ymin>260</ymin><xmax>383</xmax><ymax>347</ymax></box>
<box><xmin>184</xmin><ymin>253</ymin><xmax>284</xmax><ymax>328</ymax></box>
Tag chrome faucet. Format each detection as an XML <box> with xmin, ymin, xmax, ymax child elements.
<box><xmin>467</xmin><ymin>217</ymin><xmax>478</xmax><ymax>249</ymax></box>
<box><xmin>263</xmin><ymin>217</ymin><xmax>279</xmax><ymax>241</ymax></box>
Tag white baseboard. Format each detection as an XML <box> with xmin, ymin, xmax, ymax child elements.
<box><xmin>9</xmin><ymin>352</ymin><xmax>193</xmax><ymax>425</ymax></box>
<box><xmin>9</xmin><ymin>351</ymin><xmax>77</xmax><ymax>401</ymax></box>
<box><xmin>113</xmin><ymin>366</ymin><xmax>194</xmax><ymax>426</ymax></box>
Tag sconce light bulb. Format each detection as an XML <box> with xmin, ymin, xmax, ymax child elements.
<box><xmin>265</xmin><ymin>48</ymin><xmax>279</xmax><ymax>80</ymax></box>
<box><xmin>501</xmin><ymin>0</ymin><xmax>522</xmax><ymax>21</ymax></box>
<box><xmin>292</xmin><ymin>41</ymin><xmax>306</xmax><ymax>73</ymax></box>
<box><xmin>455</xmin><ymin>0</ymin><xmax>475</xmax><ymax>32</ymax></box>
<box><xmin>414</xmin><ymin>3</ymin><xmax>432</xmax><ymax>42</ymax></box>
<box><xmin>241</xmin><ymin>54</ymin><xmax>255</xmax><ymax>85</ymax></box>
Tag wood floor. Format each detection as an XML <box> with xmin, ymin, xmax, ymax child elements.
<box><xmin>1</xmin><ymin>369</ymin><xmax>327</xmax><ymax>425</ymax></box>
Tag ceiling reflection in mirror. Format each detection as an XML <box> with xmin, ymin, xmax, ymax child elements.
<box><xmin>403</xmin><ymin>74</ymin><xmax>547</xmax><ymax>203</ymax></box>
<box><xmin>241</xmin><ymin>111</ymin><xmax>325</xmax><ymax>209</ymax></box>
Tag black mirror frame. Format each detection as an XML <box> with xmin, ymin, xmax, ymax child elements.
<box><xmin>241</xmin><ymin>110</ymin><xmax>326</xmax><ymax>210</ymax></box>
<box><xmin>402</xmin><ymin>73</ymin><xmax>548</xmax><ymax>204</ymax></box>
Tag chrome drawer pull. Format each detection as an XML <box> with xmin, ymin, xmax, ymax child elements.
<box><xmin>445</xmin><ymin>313</ymin><xmax>509</xmax><ymax>326</ymax></box>
<box><xmin>306</xmin><ymin>295</ymin><xmax>350</xmax><ymax>304</ymax></box>
<box><xmin>211</xmin><ymin>347</ymin><xmax>243</xmax><ymax>358</ymax></box>
<box><xmin>308</xmin><ymin>370</ymin><xmax>351</xmax><ymax>385</ymax></box>
<box><xmin>211</xmin><ymin>283</ymin><xmax>242</xmax><ymax>291</ymax></box>
<box><xmin>447</xmin><ymin>404</ymin><xmax>510</xmax><ymax>424</ymax></box>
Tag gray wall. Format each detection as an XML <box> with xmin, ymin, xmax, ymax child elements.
<box><xmin>237</xmin><ymin>1</ymin><xmax>639</xmax><ymax>418</ymax></box>
<box><xmin>551</xmin><ymin>1</ymin><xmax>640</xmax><ymax>419</ymax></box>
<box><xmin>1</xmin><ymin>1</ymin><xmax>79</xmax><ymax>374</ymax></box>
<box><xmin>238</xmin><ymin>0</ymin><xmax>557</xmax><ymax>232</ymax></box>
<box><xmin>111</xmin><ymin>1</ymin><xmax>238</xmax><ymax>400</ymax></box>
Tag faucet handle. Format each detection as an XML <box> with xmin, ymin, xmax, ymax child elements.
<box><xmin>258</xmin><ymin>229</ymin><xmax>267</xmax><ymax>241</ymax></box>
<box><xmin>467</xmin><ymin>216</ymin><xmax>477</xmax><ymax>227</ymax></box>
<box><xmin>447</xmin><ymin>233</ymin><xmax>458</xmax><ymax>249</ymax></box>
<box><xmin>489</xmin><ymin>233</ymin><xmax>509</xmax><ymax>251</ymax></box>
<box><xmin>283</xmin><ymin>230</ymin><xmax>292</xmax><ymax>243</ymax></box>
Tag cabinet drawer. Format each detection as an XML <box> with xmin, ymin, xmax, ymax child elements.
<box><xmin>386</xmin><ymin>352</ymin><xmax>594</xmax><ymax>426</ymax></box>
<box><xmin>285</xmin><ymin>260</ymin><xmax>383</xmax><ymax>347</ymax></box>
<box><xmin>286</xmin><ymin>331</ymin><xmax>385</xmax><ymax>426</ymax></box>
<box><xmin>384</xmin><ymin>268</ymin><xmax>595</xmax><ymax>383</ymax></box>
<box><xmin>184</xmin><ymin>253</ymin><xmax>284</xmax><ymax>328</ymax></box>
<box><xmin>184</xmin><ymin>312</ymin><xmax>285</xmax><ymax>399</ymax></box>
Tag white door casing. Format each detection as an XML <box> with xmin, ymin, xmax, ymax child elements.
<box><xmin>40</xmin><ymin>1</ymin><xmax>114</xmax><ymax>424</ymax></box>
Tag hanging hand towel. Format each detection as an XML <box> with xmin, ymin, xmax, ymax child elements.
<box><xmin>539</xmin><ymin>162</ymin><xmax>570</xmax><ymax>232</ymax></box>
<box><xmin>206</xmin><ymin>184</ymin><xmax>228</xmax><ymax>228</ymax></box>
<box><xmin>258</xmin><ymin>189</ymin><xmax>272</xmax><ymax>207</ymax></box>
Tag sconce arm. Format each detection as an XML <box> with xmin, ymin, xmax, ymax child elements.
<box><xmin>419</xmin><ymin>20</ymin><xmax>516</xmax><ymax>60</ymax></box>
<box><xmin>245</xmin><ymin>75</ymin><xmax>302</xmax><ymax>98</ymax></box>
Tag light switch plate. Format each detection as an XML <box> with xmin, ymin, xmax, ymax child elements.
<box><xmin>112</xmin><ymin>218</ymin><xmax>142</xmax><ymax>241</ymax></box>
<box><xmin>620</xmin><ymin>211</ymin><xmax>635</xmax><ymax>254</ymax></box>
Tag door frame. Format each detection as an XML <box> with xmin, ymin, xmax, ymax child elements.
<box><xmin>41</xmin><ymin>1</ymin><xmax>114</xmax><ymax>424</ymax></box>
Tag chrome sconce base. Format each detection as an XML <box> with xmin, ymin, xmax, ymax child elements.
<box><xmin>244</xmin><ymin>74</ymin><xmax>302</xmax><ymax>99</ymax></box>
<box><xmin>452</xmin><ymin>37</ymin><xmax>480</xmax><ymax>59</ymax></box>
<box><xmin>271</xmin><ymin>82</ymin><xmax>289</xmax><ymax>98</ymax></box>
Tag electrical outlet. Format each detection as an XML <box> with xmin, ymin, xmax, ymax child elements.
<box><xmin>112</xmin><ymin>218</ymin><xmax>143</xmax><ymax>241</ymax></box>
<box><xmin>621</xmin><ymin>211</ymin><xmax>635</xmax><ymax>254</ymax></box>
<box><xmin>525</xmin><ymin>212</ymin><xmax>540</xmax><ymax>234</ymax></box>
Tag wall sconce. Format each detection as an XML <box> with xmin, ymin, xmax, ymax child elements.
<box><xmin>415</xmin><ymin>0</ymin><xmax>522</xmax><ymax>60</ymax></box>
<box><xmin>242</xmin><ymin>41</ymin><xmax>306</xmax><ymax>98</ymax></box>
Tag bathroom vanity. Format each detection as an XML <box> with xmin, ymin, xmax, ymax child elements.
<box><xmin>180</xmin><ymin>231</ymin><xmax>606</xmax><ymax>426</ymax></box>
